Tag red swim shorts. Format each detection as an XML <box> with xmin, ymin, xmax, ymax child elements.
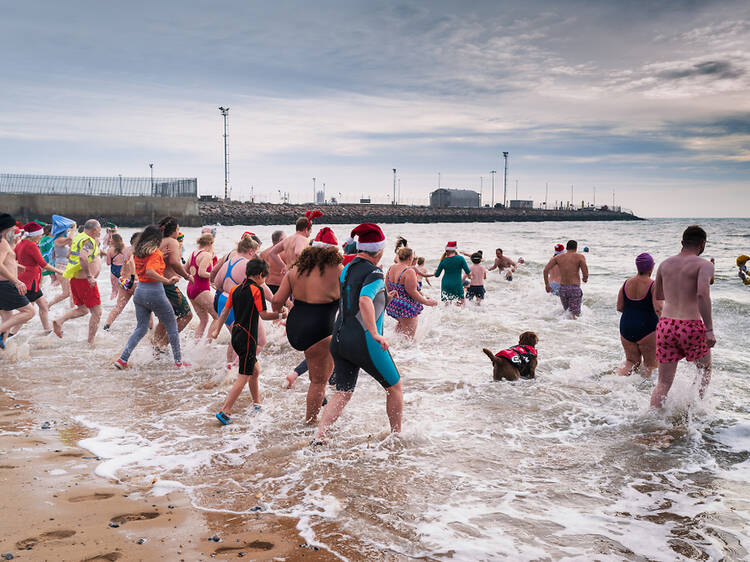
<box><xmin>70</xmin><ymin>278</ymin><xmax>101</xmax><ymax>308</ymax></box>
<box><xmin>655</xmin><ymin>317</ymin><xmax>710</xmax><ymax>363</ymax></box>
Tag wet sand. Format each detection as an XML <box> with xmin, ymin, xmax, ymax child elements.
<box><xmin>0</xmin><ymin>392</ymin><xmax>333</xmax><ymax>561</ymax></box>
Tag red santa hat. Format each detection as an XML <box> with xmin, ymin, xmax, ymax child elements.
<box><xmin>349</xmin><ymin>223</ymin><xmax>385</xmax><ymax>252</ymax></box>
<box><xmin>445</xmin><ymin>241</ymin><xmax>458</xmax><ymax>252</ymax></box>
<box><xmin>554</xmin><ymin>243</ymin><xmax>565</xmax><ymax>255</ymax></box>
<box><xmin>23</xmin><ymin>222</ymin><xmax>44</xmax><ymax>236</ymax></box>
<box><xmin>312</xmin><ymin>227</ymin><xmax>338</xmax><ymax>248</ymax></box>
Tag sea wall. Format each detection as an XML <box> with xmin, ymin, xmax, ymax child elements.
<box><xmin>200</xmin><ymin>201</ymin><xmax>642</xmax><ymax>225</ymax></box>
<box><xmin>1</xmin><ymin>193</ymin><xmax>202</xmax><ymax>227</ymax></box>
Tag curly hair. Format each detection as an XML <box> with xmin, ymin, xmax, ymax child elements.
<box><xmin>293</xmin><ymin>246</ymin><xmax>342</xmax><ymax>276</ymax></box>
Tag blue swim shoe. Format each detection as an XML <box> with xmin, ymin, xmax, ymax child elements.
<box><xmin>216</xmin><ymin>411</ymin><xmax>231</xmax><ymax>425</ymax></box>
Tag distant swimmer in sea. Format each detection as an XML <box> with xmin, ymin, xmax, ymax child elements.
<box><xmin>488</xmin><ymin>248</ymin><xmax>517</xmax><ymax>281</ymax></box>
<box><xmin>543</xmin><ymin>239</ymin><xmax>588</xmax><ymax>318</ymax></box>
<box><xmin>314</xmin><ymin>223</ymin><xmax>403</xmax><ymax>443</ymax></box>
<box><xmin>616</xmin><ymin>253</ymin><xmax>663</xmax><ymax>377</ymax></box>
<box><xmin>272</xmin><ymin>227</ymin><xmax>342</xmax><ymax>423</ymax></box>
<box><xmin>547</xmin><ymin>244</ymin><xmax>564</xmax><ymax>295</ymax></box>
<box><xmin>52</xmin><ymin>219</ymin><xmax>103</xmax><ymax>344</ymax></box>
<box><xmin>114</xmin><ymin>225</ymin><xmax>185</xmax><ymax>369</ymax></box>
<box><xmin>0</xmin><ymin>214</ymin><xmax>36</xmax><ymax>347</ymax></box>
<box><xmin>213</xmin><ymin>258</ymin><xmax>287</xmax><ymax>425</ymax></box>
<box><xmin>650</xmin><ymin>226</ymin><xmax>715</xmax><ymax>408</ymax></box>
<box><xmin>463</xmin><ymin>252</ymin><xmax>487</xmax><ymax>305</ymax></box>
<box><xmin>434</xmin><ymin>241</ymin><xmax>471</xmax><ymax>304</ymax></box>
<box><xmin>737</xmin><ymin>255</ymin><xmax>750</xmax><ymax>285</ymax></box>
<box><xmin>386</xmin><ymin>245</ymin><xmax>437</xmax><ymax>337</ymax></box>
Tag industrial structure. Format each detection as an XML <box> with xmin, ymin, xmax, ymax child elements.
<box><xmin>430</xmin><ymin>188</ymin><xmax>481</xmax><ymax>208</ymax></box>
<box><xmin>0</xmin><ymin>173</ymin><xmax>197</xmax><ymax>198</ymax></box>
<box><xmin>509</xmin><ymin>199</ymin><xmax>533</xmax><ymax>209</ymax></box>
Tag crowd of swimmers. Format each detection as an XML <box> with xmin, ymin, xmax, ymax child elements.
<box><xmin>0</xmin><ymin>211</ymin><xmax>730</xmax><ymax>441</ymax></box>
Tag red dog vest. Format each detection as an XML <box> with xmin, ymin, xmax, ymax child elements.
<box><xmin>496</xmin><ymin>345</ymin><xmax>537</xmax><ymax>378</ymax></box>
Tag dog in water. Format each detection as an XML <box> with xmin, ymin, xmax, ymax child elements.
<box><xmin>482</xmin><ymin>331</ymin><xmax>538</xmax><ymax>381</ymax></box>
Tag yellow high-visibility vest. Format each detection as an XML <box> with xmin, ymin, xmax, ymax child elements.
<box><xmin>63</xmin><ymin>232</ymin><xmax>99</xmax><ymax>279</ymax></box>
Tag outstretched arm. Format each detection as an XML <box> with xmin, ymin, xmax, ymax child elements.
<box><xmin>542</xmin><ymin>257</ymin><xmax>556</xmax><ymax>291</ymax></box>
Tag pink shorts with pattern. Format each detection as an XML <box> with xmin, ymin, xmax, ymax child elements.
<box><xmin>656</xmin><ymin>317</ymin><xmax>710</xmax><ymax>363</ymax></box>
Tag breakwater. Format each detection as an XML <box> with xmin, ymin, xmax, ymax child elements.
<box><xmin>199</xmin><ymin>201</ymin><xmax>642</xmax><ymax>225</ymax></box>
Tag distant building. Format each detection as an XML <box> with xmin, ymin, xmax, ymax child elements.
<box><xmin>509</xmin><ymin>199</ymin><xmax>533</xmax><ymax>209</ymax></box>
<box><xmin>315</xmin><ymin>190</ymin><xmax>325</xmax><ymax>204</ymax></box>
<box><xmin>359</xmin><ymin>197</ymin><xmax>371</xmax><ymax>204</ymax></box>
<box><xmin>430</xmin><ymin>188</ymin><xmax>480</xmax><ymax>208</ymax></box>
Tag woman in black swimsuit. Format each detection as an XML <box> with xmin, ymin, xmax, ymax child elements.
<box><xmin>272</xmin><ymin>242</ymin><xmax>342</xmax><ymax>424</ymax></box>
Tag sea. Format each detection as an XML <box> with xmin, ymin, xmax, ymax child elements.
<box><xmin>2</xmin><ymin>218</ymin><xmax>749</xmax><ymax>560</ymax></box>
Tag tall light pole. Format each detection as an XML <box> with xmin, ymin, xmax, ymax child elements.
<box><xmin>545</xmin><ymin>182</ymin><xmax>549</xmax><ymax>209</ymax></box>
<box><xmin>149</xmin><ymin>163</ymin><xmax>154</xmax><ymax>196</ymax></box>
<box><xmin>323</xmin><ymin>182</ymin><xmax>326</xmax><ymax>204</ymax></box>
<box><xmin>312</xmin><ymin>177</ymin><xmax>316</xmax><ymax>203</ymax></box>
<box><xmin>392</xmin><ymin>168</ymin><xmax>396</xmax><ymax>205</ymax></box>
<box><xmin>480</xmin><ymin>176</ymin><xmax>483</xmax><ymax>206</ymax></box>
<box><xmin>490</xmin><ymin>170</ymin><xmax>496</xmax><ymax>206</ymax></box>
<box><xmin>502</xmin><ymin>151</ymin><xmax>509</xmax><ymax>208</ymax></box>
<box><xmin>515</xmin><ymin>179</ymin><xmax>518</xmax><ymax>200</ymax></box>
<box><xmin>218</xmin><ymin>106</ymin><xmax>230</xmax><ymax>200</ymax></box>
<box><xmin>398</xmin><ymin>178</ymin><xmax>401</xmax><ymax>205</ymax></box>
<box><xmin>438</xmin><ymin>172</ymin><xmax>441</xmax><ymax>188</ymax></box>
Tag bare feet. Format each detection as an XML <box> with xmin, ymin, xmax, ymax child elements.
<box><xmin>52</xmin><ymin>320</ymin><xmax>63</xmax><ymax>339</ymax></box>
<box><xmin>285</xmin><ymin>371</ymin><xmax>299</xmax><ymax>389</ymax></box>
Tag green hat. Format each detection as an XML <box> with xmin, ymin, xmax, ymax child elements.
<box><xmin>104</xmin><ymin>221</ymin><xmax>117</xmax><ymax>229</ymax></box>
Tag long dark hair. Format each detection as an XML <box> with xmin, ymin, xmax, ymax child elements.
<box><xmin>294</xmin><ymin>246</ymin><xmax>342</xmax><ymax>276</ymax></box>
<box><xmin>134</xmin><ymin>225</ymin><xmax>163</xmax><ymax>258</ymax></box>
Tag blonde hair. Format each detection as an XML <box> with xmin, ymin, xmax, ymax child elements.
<box><xmin>237</xmin><ymin>236</ymin><xmax>259</xmax><ymax>254</ymax></box>
<box><xmin>197</xmin><ymin>233</ymin><xmax>214</xmax><ymax>248</ymax></box>
<box><xmin>397</xmin><ymin>246</ymin><xmax>413</xmax><ymax>262</ymax></box>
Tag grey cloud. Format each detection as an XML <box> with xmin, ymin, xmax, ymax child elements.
<box><xmin>657</xmin><ymin>60</ymin><xmax>744</xmax><ymax>80</ymax></box>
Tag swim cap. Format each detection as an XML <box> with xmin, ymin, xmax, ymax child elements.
<box><xmin>554</xmin><ymin>244</ymin><xmax>564</xmax><ymax>255</ymax></box>
<box><xmin>635</xmin><ymin>252</ymin><xmax>654</xmax><ymax>274</ymax></box>
<box><xmin>176</xmin><ymin>232</ymin><xmax>184</xmax><ymax>241</ymax></box>
<box><xmin>737</xmin><ymin>254</ymin><xmax>750</xmax><ymax>267</ymax></box>
<box><xmin>583</xmin><ymin>247</ymin><xmax>589</xmax><ymax>252</ymax></box>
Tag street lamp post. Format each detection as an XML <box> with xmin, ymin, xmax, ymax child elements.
<box><xmin>149</xmin><ymin>163</ymin><xmax>154</xmax><ymax>196</ymax></box>
<box><xmin>502</xmin><ymin>151</ymin><xmax>509</xmax><ymax>208</ymax></box>
<box><xmin>323</xmin><ymin>182</ymin><xmax>326</xmax><ymax>204</ymax></box>
<box><xmin>490</xmin><ymin>170</ymin><xmax>496</xmax><ymax>207</ymax></box>
<box><xmin>312</xmin><ymin>177</ymin><xmax>316</xmax><ymax>204</ymax></box>
<box><xmin>392</xmin><ymin>168</ymin><xmax>396</xmax><ymax>206</ymax></box>
<box><xmin>218</xmin><ymin>106</ymin><xmax>230</xmax><ymax>200</ymax></box>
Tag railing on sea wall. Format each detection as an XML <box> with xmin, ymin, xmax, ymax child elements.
<box><xmin>0</xmin><ymin>174</ymin><xmax>197</xmax><ymax>198</ymax></box>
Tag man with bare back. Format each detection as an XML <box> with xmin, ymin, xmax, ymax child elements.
<box><xmin>0</xmin><ymin>214</ymin><xmax>35</xmax><ymax>346</ymax></box>
<box><xmin>543</xmin><ymin>239</ymin><xmax>588</xmax><ymax>318</ymax></box>
<box><xmin>154</xmin><ymin>216</ymin><xmax>193</xmax><ymax>349</ymax></box>
<box><xmin>267</xmin><ymin>212</ymin><xmax>320</xmax><ymax>275</ymax></box>
<box><xmin>260</xmin><ymin>230</ymin><xmax>286</xmax><ymax>294</ymax></box>
<box><xmin>650</xmin><ymin>225</ymin><xmax>715</xmax><ymax>408</ymax></box>
<box><xmin>488</xmin><ymin>248</ymin><xmax>517</xmax><ymax>280</ymax></box>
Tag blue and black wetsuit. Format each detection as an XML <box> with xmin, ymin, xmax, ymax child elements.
<box><xmin>330</xmin><ymin>257</ymin><xmax>400</xmax><ymax>392</ymax></box>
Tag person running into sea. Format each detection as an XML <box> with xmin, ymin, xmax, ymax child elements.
<box><xmin>547</xmin><ymin>244</ymin><xmax>564</xmax><ymax>295</ymax></box>
<box><xmin>392</xmin><ymin>236</ymin><xmax>408</xmax><ymax>263</ymax></box>
<box><xmin>13</xmin><ymin>222</ymin><xmax>64</xmax><ymax>334</ymax></box>
<box><xmin>464</xmin><ymin>252</ymin><xmax>487</xmax><ymax>305</ymax></box>
<box><xmin>47</xmin><ymin>223</ymin><xmax>76</xmax><ymax>309</ymax></box>
<box><xmin>114</xmin><ymin>225</ymin><xmax>186</xmax><ymax>369</ymax></box>
<box><xmin>105</xmin><ymin>233</ymin><xmax>126</xmax><ymax>301</ymax></box>
<box><xmin>260</xmin><ymin>230</ymin><xmax>286</xmax><ymax>293</ymax></box>
<box><xmin>186</xmin><ymin>233</ymin><xmax>218</xmax><ymax>341</ymax></box>
<box><xmin>616</xmin><ymin>253</ymin><xmax>662</xmax><ymax>377</ymax></box>
<box><xmin>434</xmin><ymin>241</ymin><xmax>471</xmax><ymax>304</ymax></box>
<box><xmin>650</xmin><ymin>226</ymin><xmax>715</xmax><ymax>408</ymax></box>
<box><xmin>267</xmin><ymin>211</ymin><xmax>322</xmax><ymax>275</ymax></box>
<box><xmin>52</xmin><ymin>219</ymin><xmax>103</xmax><ymax>343</ymax></box>
<box><xmin>103</xmin><ymin>232</ymin><xmax>139</xmax><ymax>331</ymax></box>
<box><xmin>543</xmin><ymin>240</ymin><xmax>588</xmax><ymax>318</ymax></box>
<box><xmin>153</xmin><ymin>216</ymin><xmax>193</xmax><ymax>352</ymax></box>
<box><xmin>0</xmin><ymin>214</ymin><xmax>35</xmax><ymax>347</ymax></box>
<box><xmin>315</xmin><ymin>223</ymin><xmax>403</xmax><ymax>443</ymax></box>
<box><xmin>488</xmin><ymin>248</ymin><xmax>517</xmax><ymax>281</ymax></box>
<box><xmin>272</xmin><ymin>227</ymin><xmax>342</xmax><ymax>423</ymax></box>
<box><xmin>213</xmin><ymin>258</ymin><xmax>287</xmax><ymax>425</ymax></box>
<box><xmin>39</xmin><ymin>223</ymin><xmax>55</xmax><ymax>286</ymax></box>
<box><xmin>386</xmin><ymin>246</ymin><xmax>437</xmax><ymax>337</ymax></box>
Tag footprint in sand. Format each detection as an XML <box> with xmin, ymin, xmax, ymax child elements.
<box><xmin>15</xmin><ymin>529</ymin><xmax>76</xmax><ymax>549</ymax></box>
<box><xmin>82</xmin><ymin>553</ymin><xmax>122</xmax><ymax>562</ymax></box>
<box><xmin>109</xmin><ymin>512</ymin><xmax>159</xmax><ymax>525</ymax></box>
<box><xmin>69</xmin><ymin>492</ymin><xmax>115</xmax><ymax>503</ymax></box>
<box><xmin>215</xmin><ymin>540</ymin><xmax>274</xmax><ymax>554</ymax></box>
<box><xmin>0</xmin><ymin>464</ymin><xmax>17</xmax><ymax>469</ymax></box>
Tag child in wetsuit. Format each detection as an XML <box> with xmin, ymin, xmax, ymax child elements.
<box><xmin>211</xmin><ymin>258</ymin><xmax>287</xmax><ymax>425</ymax></box>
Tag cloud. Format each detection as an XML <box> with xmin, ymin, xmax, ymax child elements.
<box><xmin>656</xmin><ymin>60</ymin><xmax>744</xmax><ymax>80</ymax></box>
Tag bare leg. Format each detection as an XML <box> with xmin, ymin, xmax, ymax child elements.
<box><xmin>36</xmin><ymin>296</ymin><xmax>51</xmax><ymax>332</ymax></box>
<box><xmin>650</xmin><ymin>361</ymin><xmax>679</xmax><ymax>408</ymax></box>
<box><xmin>48</xmin><ymin>275</ymin><xmax>70</xmax><ymax>308</ymax></box>
<box><xmin>398</xmin><ymin>317</ymin><xmax>418</xmax><ymax>339</ymax></box>
<box><xmin>192</xmin><ymin>292</ymin><xmax>218</xmax><ymax>340</ymax></box>
<box><xmin>385</xmin><ymin>381</ymin><xmax>403</xmax><ymax>433</ymax></box>
<box><xmin>246</xmin><ymin>363</ymin><xmax>261</xmax><ymax>405</ymax></box>
<box><xmin>638</xmin><ymin>332</ymin><xmax>658</xmax><ymax>378</ymax></box>
<box><xmin>155</xmin><ymin>311</ymin><xmax>192</xmax><ymax>347</ymax></box>
<box><xmin>105</xmin><ymin>288</ymin><xmax>132</xmax><ymax>327</ymax></box>
<box><xmin>221</xmin><ymin>373</ymin><xmax>252</xmax><ymax>416</ymax></box>
<box><xmin>315</xmin><ymin>391</ymin><xmax>353</xmax><ymax>441</ymax></box>
<box><xmin>694</xmin><ymin>352</ymin><xmax>712</xmax><ymax>399</ymax></box>
<box><xmin>87</xmin><ymin>305</ymin><xmax>102</xmax><ymax>343</ymax></box>
<box><xmin>0</xmin><ymin>304</ymin><xmax>35</xmax><ymax>335</ymax></box>
<box><xmin>617</xmin><ymin>336</ymin><xmax>642</xmax><ymax>376</ymax></box>
<box><xmin>109</xmin><ymin>273</ymin><xmax>118</xmax><ymax>300</ymax></box>
<box><xmin>304</xmin><ymin>337</ymin><xmax>333</xmax><ymax>424</ymax></box>
<box><xmin>52</xmin><ymin>305</ymin><xmax>88</xmax><ymax>337</ymax></box>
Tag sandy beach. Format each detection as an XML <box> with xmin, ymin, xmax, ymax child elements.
<box><xmin>0</xmin><ymin>391</ymin><xmax>333</xmax><ymax>561</ymax></box>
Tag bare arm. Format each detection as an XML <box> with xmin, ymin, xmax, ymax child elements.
<box><xmin>268</xmin><ymin>240</ymin><xmax>287</xmax><ymax>272</ymax></box>
<box><xmin>78</xmin><ymin>242</ymin><xmax>95</xmax><ymax>284</ymax></box>
<box><xmin>653</xmin><ymin>266</ymin><xmax>664</xmax><ymax>301</ymax></box>
<box><xmin>146</xmin><ymin>269</ymin><xmax>178</xmax><ymax>284</ymax></box>
<box><xmin>543</xmin><ymin>257</ymin><xmax>557</xmax><ymax>289</ymax></box>
<box><xmin>652</xmin><ymin>292</ymin><xmax>663</xmax><ymax>317</ymax></box>
<box><xmin>271</xmin><ymin>271</ymin><xmax>293</xmax><ymax>312</ymax></box>
<box><xmin>488</xmin><ymin>258</ymin><xmax>498</xmax><ymax>272</ymax></box>
<box><xmin>580</xmin><ymin>256</ymin><xmax>589</xmax><ymax>283</ymax></box>
<box><xmin>210</xmin><ymin>253</ymin><xmax>228</xmax><ymax>286</ymax></box>
<box><xmin>209</xmin><ymin>302</ymin><xmax>232</xmax><ymax>339</ymax></box>
<box><xmin>404</xmin><ymin>270</ymin><xmax>436</xmax><ymax>306</ymax></box>
<box><xmin>697</xmin><ymin>261</ymin><xmax>714</xmax><ymax>336</ymax></box>
<box><xmin>616</xmin><ymin>285</ymin><xmax>624</xmax><ymax>313</ymax></box>
<box><xmin>0</xmin><ymin>243</ymin><xmax>23</xmax><ymax>290</ymax></box>
<box><xmin>197</xmin><ymin>252</ymin><xmax>211</xmax><ymax>279</ymax></box>
<box><xmin>166</xmin><ymin>244</ymin><xmax>191</xmax><ymax>279</ymax></box>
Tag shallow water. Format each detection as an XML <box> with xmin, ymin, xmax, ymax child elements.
<box><xmin>2</xmin><ymin>218</ymin><xmax>750</xmax><ymax>560</ymax></box>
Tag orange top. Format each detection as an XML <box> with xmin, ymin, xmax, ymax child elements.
<box><xmin>134</xmin><ymin>250</ymin><xmax>165</xmax><ymax>283</ymax></box>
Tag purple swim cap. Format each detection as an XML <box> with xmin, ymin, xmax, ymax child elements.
<box><xmin>635</xmin><ymin>252</ymin><xmax>654</xmax><ymax>274</ymax></box>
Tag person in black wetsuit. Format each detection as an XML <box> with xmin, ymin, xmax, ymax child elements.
<box><xmin>616</xmin><ymin>252</ymin><xmax>662</xmax><ymax>377</ymax></box>
<box><xmin>315</xmin><ymin>223</ymin><xmax>403</xmax><ymax>443</ymax></box>
<box><xmin>272</xmin><ymin>227</ymin><xmax>342</xmax><ymax>424</ymax></box>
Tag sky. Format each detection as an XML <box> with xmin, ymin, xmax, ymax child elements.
<box><xmin>1</xmin><ymin>0</ymin><xmax>748</xmax><ymax>217</ymax></box>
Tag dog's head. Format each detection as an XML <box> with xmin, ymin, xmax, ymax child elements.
<box><xmin>518</xmin><ymin>331</ymin><xmax>538</xmax><ymax>347</ymax></box>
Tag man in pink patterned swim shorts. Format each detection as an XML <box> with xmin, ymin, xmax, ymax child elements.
<box><xmin>650</xmin><ymin>225</ymin><xmax>716</xmax><ymax>408</ymax></box>
<box><xmin>543</xmin><ymin>239</ymin><xmax>588</xmax><ymax>318</ymax></box>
